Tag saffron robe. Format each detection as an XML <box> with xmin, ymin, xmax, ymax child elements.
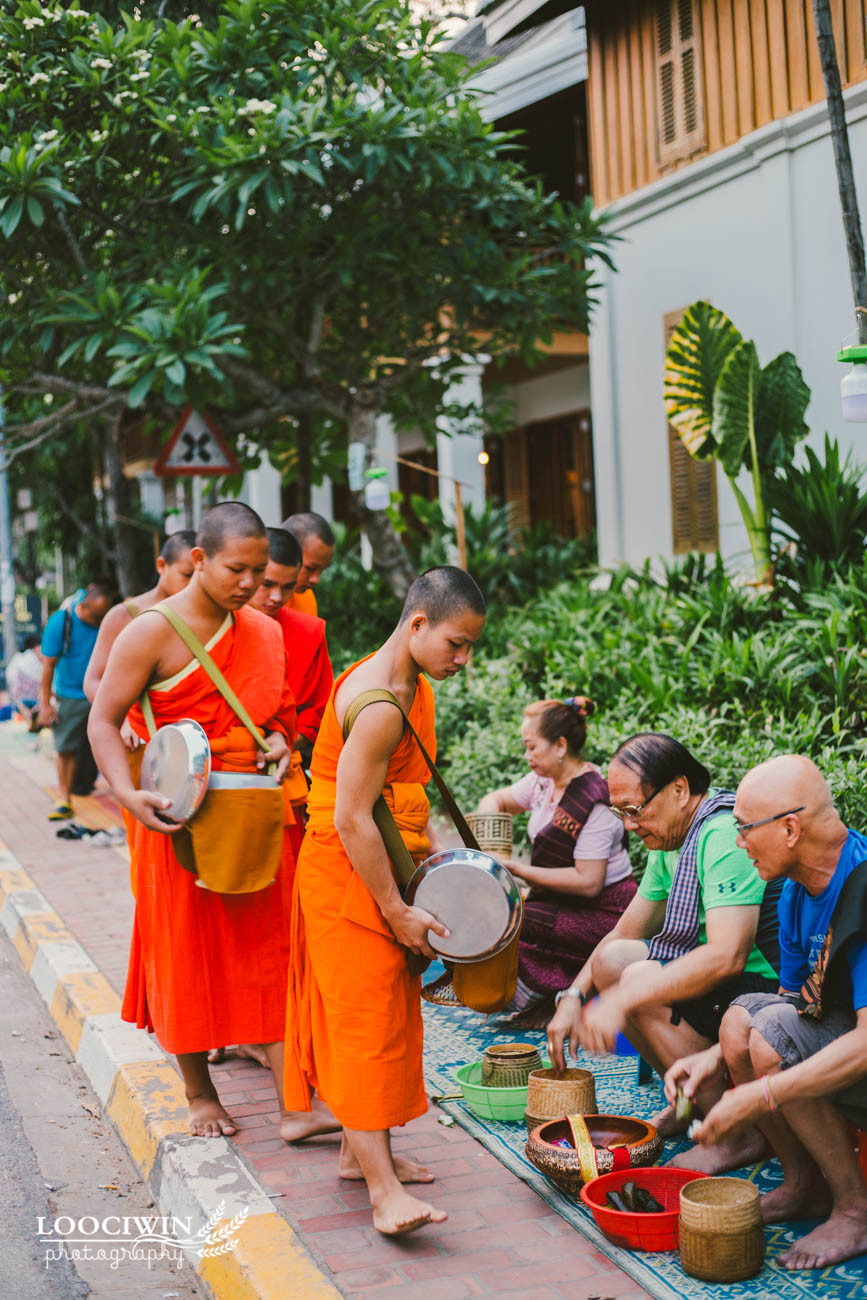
<box><xmin>289</xmin><ymin>588</ymin><xmax>317</xmax><ymax>617</ymax></box>
<box><xmin>284</xmin><ymin>661</ymin><xmax>433</xmax><ymax>1130</ymax></box>
<box><xmin>277</xmin><ymin>605</ymin><xmax>333</xmax><ymax>860</ymax></box>
<box><xmin>121</xmin><ymin>606</ymin><xmax>298</xmax><ymax>1054</ymax></box>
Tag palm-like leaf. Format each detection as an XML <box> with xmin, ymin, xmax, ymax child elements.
<box><xmin>664</xmin><ymin>301</ymin><xmax>742</xmax><ymax>458</ymax></box>
<box><xmin>712</xmin><ymin>339</ymin><xmax>761</xmax><ymax>479</ymax></box>
<box><xmin>755</xmin><ymin>351</ymin><xmax>810</xmax><ymax>470</ymax></box>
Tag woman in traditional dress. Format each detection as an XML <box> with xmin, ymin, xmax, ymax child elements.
<box><xmin>477</xmin><ymin>696</ymin><xmax>636</xmax><ymax>1019</ymax></box>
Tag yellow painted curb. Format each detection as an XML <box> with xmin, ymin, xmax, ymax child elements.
<box><xmin>0</xmin><ymin>864</ymin><xmax>34</xmax><ymax>908</ymax></box>
<box><xmin>199</xmin><ymin>1213</ymin><xmax>340</xmax><ymax>1300</ymax></box>
<box><xmin>106</xmin><ymin>1059</ymin><xmax>189</xmax><ymax>1179</ymax></box>
<box><xmin>49</xmin><ymin>969</ymin><xmax>121</xmax><ymax>1052</ymax></box>
<box><xmin>13</xmin><ymin>911</ymin><xmax>71</xmax><ymax>970</ymax></box>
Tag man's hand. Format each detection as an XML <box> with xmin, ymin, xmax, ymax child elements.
<box><xmin>38</xmin><ymin>698</ymin><xmax>57</xmax><ymax>727</ymax></box>
<box><xmin>385</xmin><ymin>902</ymin><xmax>450</xmax><ymax>959</ymax></box>
<box><xmin>259</xmin><ymin>731</ymin><xmax>291</xmax><ymax>782</ymax></box>
<box><xmin>691</xmin><ymin>1079</ymin><xmax>765</xmax><ymax>1147</ymax></box>
<box><xmin>124</xmin><ymin>789</ymin><xmax>185</xmax><ymax>834</ymax></box>
<box><xmin>120</xmin><ymin>718</ymin><xmax>143</xmax><ymax>751</ymax></box>
<box><xmin>546</xmin><ymin>996</ymin><xmax>584</xmax><ymax>1072</ymax></box>
<box><xmin>577</xmin><ymin>990</ymin><xmax>626</xmax><ymax>1054</ymax></box>
<box><xmin>663</xmin><ymin>1043</ymin><xmax>725</xmax><ymax>1108</ymax></box>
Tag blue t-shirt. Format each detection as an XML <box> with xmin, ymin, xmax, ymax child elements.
<box><xmin>778</xmin><ymin>828</ymin><xmax>867</xmax><ymax>1009</ymax></box>
<box><xmin>41</xmin><ymin>595</ymin><xmax>99</xmax><ymax>700</ymax></box>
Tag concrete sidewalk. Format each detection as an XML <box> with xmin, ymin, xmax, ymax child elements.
<box><xmin>0</xmin><ymin>720</ymin><xmax>650</xmax><ymax>1300</ymax></box>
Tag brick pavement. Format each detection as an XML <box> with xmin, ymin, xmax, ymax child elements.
<box><xmin>0</xmin><ymin>724</ymin><xmax>650</xmax><ymax>1299</ymax></box>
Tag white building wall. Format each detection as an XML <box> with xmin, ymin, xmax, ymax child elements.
<box><xmin>591</xmin><ymin>82</ymin><xmax>867</xmax><ymax>571</ymax></box>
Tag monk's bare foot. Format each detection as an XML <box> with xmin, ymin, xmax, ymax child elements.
<box><xmin>650</xmin><ymin>1104</ymin><xmax>690</xmax><ymax>1138</ymax></box>
<box><xmin>280</xmin><ymin>1098</ymin><xmax>341</xmax><ymax>1143</ymax></box>
<box><xmin>760</xmin><ymin>1172</ymin><xmax>832</xmax><ymax>1225</ymax></box>
<box><xmin>236</xmin><ymin>1043</ymin><xmax>269</xmax><ymax>1068</ymax></box>
<box><xmin>339</xmin><ymin>1149</ymin><xmax>435</xmax><ymax>1184</ymax></box>
<box><xmin>207</xmin><ymin>1047</ymin><xmax>225</xmax><ymax>1064</ymax></box>
<box><xmin>778</xmin><ymin>1206</ymin><xmax>867</xmax><ymax>1269</ymax></box>
<box><xmin>187</xmin><ymin>1092</ymin><xmax>238</xmax><ymax>1138</ymax></box>
<box><xmin>372</xmin><ymin>1189</ymin><xmax>448</xmax><ymax>1236</ymax></box>
<box><xmin>669</xmin><ymin>1127</ymin><xmax>767</xmax><ymax>1174</ymax></box>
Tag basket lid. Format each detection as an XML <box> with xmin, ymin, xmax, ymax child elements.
<box><xmin>484</xmin><ymin>1042</ymin><xmax>539</xmax><ymax>1062</ymax></box>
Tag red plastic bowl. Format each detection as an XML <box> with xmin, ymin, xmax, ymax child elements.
<box><xmin>580</xmin><ymin>1167</ymin><xmax>709</xmax><ymax>1252</ymax></box>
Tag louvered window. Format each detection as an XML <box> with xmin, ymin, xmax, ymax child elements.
<box><xmin>665</xmin><ymin>311</ymin><xmax>718</xmax><ymax>554</ymax></box>
<box><xmin>656</xmin><ymin>0</ymin><xmax>706</xmax><ymax>166</ymax></box>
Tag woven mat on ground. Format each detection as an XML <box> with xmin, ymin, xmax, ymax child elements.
<box><xmin>421</xmin><ymin>996</ymin><xmax>867</xmax><ymax>1300</ymax></box>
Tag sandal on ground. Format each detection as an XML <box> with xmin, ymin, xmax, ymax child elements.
<box><xmin>47</xmin><ymin>802</ymin><xmax>74</xmax><ymax>821</ymax></box>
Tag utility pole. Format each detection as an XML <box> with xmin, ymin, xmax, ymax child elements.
<box><xmin>813</xmin><ymin>0</ymin><xmax>867</xmax><ymax>343</ymax></box>
<box><xmin>0</xmin><ymin>387</ymin><xmax>19</xmax><ymax>668</ymax></box>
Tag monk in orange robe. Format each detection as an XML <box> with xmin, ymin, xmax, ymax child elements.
<box><xmin>282</xmin><ymin>510</ymin><xmax>335</xmax><ymax>617</ymax></box>
<box><xmin>285</xmin><ymin>566</ymin><xmax>487</xmax><ymax>1235</ymax></box>
<box><xmin>89</xmin><ymin>502</ymin><xmax>322</xmax><ymax>1141</ymax></box>
<box><xmin>83</xmin><ymin>530</ymin><xmax>196</xmax><ymax>896</ymax></box>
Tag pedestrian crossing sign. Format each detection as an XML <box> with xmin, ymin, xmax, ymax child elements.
<box><xmin>153</xmin><ymin>406</ymin><xmax>241</xmax><ymax>476</ymax></box>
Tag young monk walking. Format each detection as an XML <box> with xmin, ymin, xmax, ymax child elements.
<box><xmin>284</xmin><ymin>566</ymin><xmax>486</xmax><ymax>1235</ymax></box>
<box><xmin>89</xmin><ymin>502</ymin><xmax>324</xmax><ymax>1140</ymax></box>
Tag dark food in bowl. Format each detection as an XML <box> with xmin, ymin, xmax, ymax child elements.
<box><xmin>606</xmin><ymin>1181</ymin><xmax>664</xmax><ymax>1214</ymax></box>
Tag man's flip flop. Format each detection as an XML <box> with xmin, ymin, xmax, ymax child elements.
<box><xmin>47</xmin><ymin>802</ymin><xmax>74</xmax><ymax>821</ymax></box>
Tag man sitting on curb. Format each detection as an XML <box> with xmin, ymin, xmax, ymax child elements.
<box><xmin>664</xmin><ymin>755</ymin><xmax>867</xmax><ymax>1271</ymax></box>
<box><xmin>547</xmin><ymin>733</ymin><xmax>781</xmax><ymax>1139</ymax></box>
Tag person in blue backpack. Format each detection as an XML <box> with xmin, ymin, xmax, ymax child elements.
<box><xmin>39</xmin><ymin>580</ymin><xmax>117</xmax><ymax>819</ymax></box>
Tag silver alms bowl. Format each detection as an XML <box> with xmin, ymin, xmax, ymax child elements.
<box><xmin>405</xmin><ymin>847</ymin><xmax>523</xmax><ymax>963</ymax></box>
<box><xmin>139</xmin><ymin>718</ymin><xmax>211</xmax><ymax>823</ymax></box>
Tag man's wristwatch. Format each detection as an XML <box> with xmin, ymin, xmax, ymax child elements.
<box><xmin>554</xmin><ymin>987</ymin><xmax>587</xmax><ymax>1007</ymax></box>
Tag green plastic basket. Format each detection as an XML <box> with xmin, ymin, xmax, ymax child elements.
<box><xmin>454</xmin><ymin>1061</ymin><xmax>535</xmax><ymax>1122</ymax></box>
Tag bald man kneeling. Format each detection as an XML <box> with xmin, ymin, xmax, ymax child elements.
<box><xmin>665</xmin><ymin>755</ymin><xmax>867</xmax><ymax>1271</ymax></box>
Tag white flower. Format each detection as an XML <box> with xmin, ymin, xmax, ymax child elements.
<box><xmin>166</xmin><ymin>113</ymin><xmax>177</xmax><ymax>123</ymax></box>
<box><xmin>66</xmin><ymin>9</ymin><xmax>88</xmax><ymax>17</ymax></box>
<box><xmin>7</xmin><ymin>292</ymin><xmax>19</xmax><ymax>305</ymax></box>
<box><xmin>221</xmin><ymin>224</ymin><xmax>229</xmax><ymax>234</ymax></box>
<box><xmin>91</xmin><ymin>57</ymin><xmax>112</xmax><ymax>69</ymax></box>
<box><xmin>247</xmin><ymin>207</ymin><xmax>255</xmax><ymax>216</ymax></box>
<box><xmin>131</xmin><ymin>47</ymin><xmax>149</xmax><ymax>60</ymax></box>
<box><xmin>23</xmin><ymin>16</ymin><xmax>45</xmax><ymax>29</ymax></box>
<box><xmin>28</xmin><ymin>72</ymin><xmax>49</xmax><ymax>84</ymax></box>
<box><xmin>130</xmin><ymin>71</ymin><xmax>148</xmax><ymax>81</ymax></box>
<box><xmin>240</xmin><ymin>97</ymin><xmax>276</xmax><ymax>115</ymax></box>
<box><xmin>44</xmin><ymin>392</ymin><xmax>53</xmax><ymax>404</ymax></box>
<box><xmin>37</xmin><ymin>128</ymin><xmax>58</xmax><ymax>142</ymax></box>
<box><xmin>247</xmin><ymin>128</ymin><xmax>255</xmax><ymax>136</ymax></box>
<box><xmin>195</xmin><ymin>105</ymin><xmax>209</xmax><ymax>113</ymax></box>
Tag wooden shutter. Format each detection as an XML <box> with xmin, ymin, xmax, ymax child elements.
<box><xmin>656</xmin><ymin>0</ymin><xmax>706</xmax><ymax>167</ymax></box>
<box><xmin>665</xmin><ymin>310</ymin><xmax>718</xmax><ymax>554</ymax></box>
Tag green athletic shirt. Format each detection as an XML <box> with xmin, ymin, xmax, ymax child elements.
<box><xmin>637</xmin><ymin>813</ymin><xmax>778</xmax><ymax>980</ymax></box>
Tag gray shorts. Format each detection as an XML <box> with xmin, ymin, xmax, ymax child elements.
<box><xmin>731</xmin><ymin>991</ymin><xmax>867</xmax><ymax>1127</ymax></box>
<box><xmin>54</xmin><ymin>696</ymin><xmax>90</xmax><ymax>756</ymax></box>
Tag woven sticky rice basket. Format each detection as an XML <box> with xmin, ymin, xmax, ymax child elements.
<box><xmin>465</xmin><ymin>812</ymin><xmax>513</xmax><ymax>856</ymax></box>
<box><xmin>525</xmin><ymin>1068</ymin><xmax>596</xmax><ymax>1133</ymax></box>
<box><xmin>678</xmin><ymin>1177</ymin><xmax>764</xmax><ymax>1282</ymax></box>
<box><xmin>482</xmin><ymin>1042</ymin><xmax>542</xmax><ymax>1088</ymax></box>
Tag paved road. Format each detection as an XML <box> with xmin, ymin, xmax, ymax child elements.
<box><xmin>0</xmin><ymin>925</ymin><xmax>201</xmax><ymax>1299</ymax></box>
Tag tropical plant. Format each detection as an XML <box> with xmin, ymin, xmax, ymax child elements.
<box><xmin>768</xmin><ymin>434</ymin><xmax>867</xmax><ymax>569</ymax></box>
<box><xmin>664</xmin><ymin>301</ymin><xmax>810</xmax><ymax>582</ymax></box>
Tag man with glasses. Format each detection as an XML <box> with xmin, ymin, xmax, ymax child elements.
<box><xmin>547</xmin><ymin>732</ymin><xmax>781</xmax><ymax>1145</ymax></box>
<box><xmin>664</xmin><ymin>755</ymin><xmax>867</xmax><ymax>1271</ymax></box>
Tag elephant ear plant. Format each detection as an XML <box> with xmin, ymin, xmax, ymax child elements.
<box><xmin>664</xmin><ymin>301</ymin><xmax>811</xmax><ymax>585</ymax></box>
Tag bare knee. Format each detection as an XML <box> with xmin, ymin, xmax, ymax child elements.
<box><xmin>719</xmin><ymin>1005</ymin><xmax>752</xmax><ymax>1068</ymax></box>
<box><xmin>749</xmin><ymin>1026</ymin><xmax>784</xmax><ymax>1074</ymax></box>
<box><xmin>591</xmin><ymin>941</ymin><xmax>647</xmax><ymax>992</ymax></box>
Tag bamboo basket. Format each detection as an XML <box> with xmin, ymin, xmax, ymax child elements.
<box><xmin>678</xmin><ymin>1177</ymin><xmax>764</xmax><ymax>1282</ymax></box>
<box><xmin>525</xmin><ymin>1068</ymin><xmax>596</xmax><ymax>1133</ymax></box>
<box><xmin>466</xmin><ymin>812</ymin><xmax>513</xmax><ymax>856</ymax></box>
<box><xmin>481</xmin><ymin>1042</ymin><xmax>542</xmax><ymax>1088</ymax></box>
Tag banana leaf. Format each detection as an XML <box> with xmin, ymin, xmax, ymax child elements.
<box><xmin>664</xmin><ymin>301</ymin><xmax>742</xmax><ymax>457</ymax></box>
<box><xmin>754</xmin><ymin>351</ymin><xmax>810</xmax><ymax>471</ymax></box>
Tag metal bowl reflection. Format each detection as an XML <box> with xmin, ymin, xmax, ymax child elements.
<box><xmin>139</xmin><ymin>718</ymin><xmax>211</xmax><ymax>823</ymax></box>
<box><xmin>405</xmin><ymin>847</ymin><xmax>522</xmax><ymax>963</ymax></box>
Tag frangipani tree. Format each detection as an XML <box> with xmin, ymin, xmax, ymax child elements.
<box><xmin>664</xmin><ymin>301</ymin><xmax>810</xmax><ymax>583</ymax></box>
<box><xmin>0</xmin><ymin>0</ymin><xmax>614</xmax><ymax>594</ymax></box>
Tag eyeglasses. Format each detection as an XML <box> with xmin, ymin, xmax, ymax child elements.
<box><xmin>734</xmin><ymin>805</ymin><xmax>806</xmax><ymax>836</ymax></box>
<box><xmin>611</xmin><ymin>786</ymin><xmax>662</xmax><ymax>822</ymax></box>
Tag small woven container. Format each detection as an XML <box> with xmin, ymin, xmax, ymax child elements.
<box><xmin>481</xmin><ymin>1042</ymin><xmax>542</xmax><ymax>1088</ymax></box>
<box><xmin>466</xmin><ymin>812</ymin><xmax>513</xmax><ymax>856</ymax></box>
<box><xmin>525</xmin><ymin>1068</ymin><xmax>596</xmax><ymax>1131</ymax></box>
<box><xmin>678</xmin><ymin>1177</ymin><xmax>764</xmax><ymax>1282</ymax></box>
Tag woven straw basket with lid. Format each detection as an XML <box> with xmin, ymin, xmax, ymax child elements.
<box><xmin>678</xmin><ymin>1177</ymin><xmax>764</xmax><ymax>1281</ymax></box>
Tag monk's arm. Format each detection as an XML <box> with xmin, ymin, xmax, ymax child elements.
<box><xmin>335</xmin><ymin>702</ymin><xmax>448</xmax><ymax>958</ymax></box>
<box><xmin>87</xmin><ymin>620</ymin><xmax>181</xmax><ymax>833</ymax></box>
<box><xmin>83</xmin><ymin>603</ymin><xmax>130</xmax><ymax>702</ymax></box>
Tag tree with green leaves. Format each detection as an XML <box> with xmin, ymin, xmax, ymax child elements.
<box><xmin>664</xmin><ymin>302</ymin><xmax>810</xmax><ymax>584</ymax></box>
<box><xmin>0</xmin><ymin>0</ymin><xmax>614</xmax><ymax>594</ymax></box>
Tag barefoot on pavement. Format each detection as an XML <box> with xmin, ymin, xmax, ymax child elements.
<box><xmin>339</xmin><ymin>1149</ymin><xmax>435</xmax><ymax>1184</ymax></box>
<box><xmin>280</xmin><ymin>1097</ymin><xmax>342</xmax><ymax>1143</ymax></box>
<box><xmin>236</xmin><ymin>1043</ymin><xmax>269</xmax><ymax>1067</ymax></box>
<box><xmin>188</xmin><ymin>1093</ymin><xmax>238</xmax><ymax>1138</ymax></box>
<box><xmin>372</xmin><ymin>1188</ymin><xmax>448</xmax><ymax>1236</ymax></box>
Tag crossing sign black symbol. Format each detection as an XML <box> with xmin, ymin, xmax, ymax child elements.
<box><xmin>154</xmin><ymin>406</ymin><xmax>241</xmax><ymax>477</ymax></box>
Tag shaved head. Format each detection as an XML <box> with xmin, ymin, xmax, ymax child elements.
<box><xmin>160</xmin><ymin>529</ymin><xmax>197</xmax><ymax>564</ymax></box>
<box><xmin>282</xmin><ymin>511</ymin><xmax>334</xmax><ymax>546</ymax></box>
<box><xmin>737</xmin><ymin>755</ymin><xmax>834</xmax><ymax>821</ymax></box>
<box><xmin>734</xmin><ymin>754</ymin><xmax>847</xmax><ymax>884</ymax></box>
<box><xmin>197</xmin><ymin>502</ymin><xmax>267</xmax><ymax>557</ymax></box>
<box><xmin>400</xmin><ymin>566</ymin><xmax>486</xmax><ymax>626</ymax></box>
<box><xmin>266</xmin><ymin>527</ymin><xmax>302</xmax><ymax>569</ymax></box>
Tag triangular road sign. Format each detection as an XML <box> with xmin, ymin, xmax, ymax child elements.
<box><xmin>153</xmin><ymin>406</ymin><xmax>241</xmax><ymax>477</ymax></box>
